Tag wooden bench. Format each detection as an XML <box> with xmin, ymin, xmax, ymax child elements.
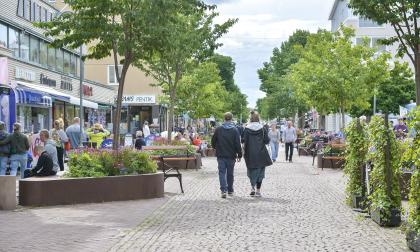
<box><xmin>321</xmin><ymin>156</ymin><xmax>345</xmax><ymax>170</ymax></box>
<box><xmin>143</xmin><ymin>145</ymin><xmax>198</xmax><ymax>193</ymax></box>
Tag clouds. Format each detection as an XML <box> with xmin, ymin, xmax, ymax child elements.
<box><xmin>208</xmin><ymin>0</ymin><xmax>335</xmax><ymax>108</ymax></box>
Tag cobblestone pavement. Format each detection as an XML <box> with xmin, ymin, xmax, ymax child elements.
<box><xmin>111</xmin><ymin>155</ymin><xmax>409</xmax><ymax>252</ymax></box>
<box><xmin>0</xmin><ymin>152</ymin><xmax>409</xmax><ymax>252</ymax></box>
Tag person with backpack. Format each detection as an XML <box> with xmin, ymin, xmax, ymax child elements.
<box><xmin>50</xmin><ymin>119</ymin><xmax>68</xmax><ymax>171</ymax></box>
<box><xmin>242</xmin><ymin>111</ymin><xmax>272</xmax><ymax>197</ymax></box>
<box><xmin>0</xmin><ymin>121</ymin><xmax>9</xmax><ymax>175</ymax></box>
<box><xmin>211</xmin><ymin>112</ymin><xmax>242</xmax><ymax>198</ymax></box>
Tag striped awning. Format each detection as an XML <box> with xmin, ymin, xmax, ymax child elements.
<box><xmin>15</xmin><ymin>88</ymin><xmax>52</xmax><ymax>107</ymax></box>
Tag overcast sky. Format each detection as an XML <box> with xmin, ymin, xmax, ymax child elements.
<box><xmin>206</xmin><ymin>0</ymin><xmax>336</xmax><ymax>108</ymax></box>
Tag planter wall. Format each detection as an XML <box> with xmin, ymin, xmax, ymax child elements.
<box><xmin>370</xmin><ymin>208</ymin><xmax>401</xmax><ymax>227</ymax></box>
<box><xmin>0</xmin><ymin>176</ymin><xmax>16</xmax><ymax>210</ymax></box>
<box><xmin>19</xmin><ymin>172</ymin><xmax>164</xmax><ymax>207</ymax></box>
<box><xmin>407</xmin><ymin>230</ymin><xmax>420</xmax><ymax>252</ymax></box>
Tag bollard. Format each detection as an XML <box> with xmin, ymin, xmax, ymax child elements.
<box><xmin>0</xmin><ymin>176</ymin><xmax>16</xmax><ymax>210</ymax></box>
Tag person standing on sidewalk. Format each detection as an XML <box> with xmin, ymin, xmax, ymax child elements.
<box><xmin>242</xmin><ymin>111</ymin><xmax>272</xmax><ymax>197</ymax></box>
<box><xmin>282</xmin><ymin>121</ymin><xmax>297</xmax><ymax>162</ymax></box>
<box><xmin>50</xmin><ymin>120</ymin><xmax>68</xmax><ymax>171</ymax></box>
<box><xmin>211</xmin><ymin>112</ymin><xmax>242</xmax><ymax>199</ymax></box>
<box><xmin>268</xmin><ymin>123</ymin><xmax>281</xmax><ymax>162</ymax></box>
<box><xmin>66</xmin><ymin>117</ymin><xmax>82</xmax><ymax>149</ymax></box>
<box><xmin>0</xmin><ymin>122</ymin><xmax>9</xmax><ymax>175</ymax></box>
<box><xmin>0</xmin><ymin>123</ymin><xmax>29</xmax><ymax>179</ymax></box>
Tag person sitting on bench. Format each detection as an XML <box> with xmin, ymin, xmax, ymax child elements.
<box><xmin>24</xmin><ymin>145</ymin><xmax>56</xmax><ymax>178</ymax></box>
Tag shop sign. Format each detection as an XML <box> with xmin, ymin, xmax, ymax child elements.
<box><xmin>60</xmin><ymin>76</ymin><xmax>73</xmax><ymax>91</ymax></box>
<box><xmin>83</xmin><ymin>85</ymin><xmax>93</xmax><ymax>96</ymax></box>
<box><xmin>0</xmin><ymin>58</ymin><xmax>8</xmax><ymax>85</ymax></box>
<box><xmin>40</xmin><ymin>74</ymin><xmax>56</xmax><ymax>87</ymax></box>
<box><xmin>121</xmin><ymin>95</ymin><xmax>156</xmax><ymax>104</ymax></box>
<box><xmin>15</xmin><ymin>67</ymin><xmax>36</xmax><ymax>82</ymax></box>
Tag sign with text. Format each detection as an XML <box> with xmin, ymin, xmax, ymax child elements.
<box><xmin>15</xmin><ymin>67</ymin><xmax>36</xmax><ymax>82</ymax></box>
<box><xmin>121</xmin><ymin>95</ymin><xmax>156</xmax><ymax>104</ymax></box>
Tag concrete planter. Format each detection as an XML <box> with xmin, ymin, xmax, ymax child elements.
<box><xmin>19</xmin><ymin>172</ymin><xmax>164</xmax><ymax>207</ymax></box>
<box><xmin>407</xmin><ymin>230</ymin><xmax>420</xmax><ymax>252</ymax></box>
<box><xmin>0</xmin><ymin>176</ymin><xmax>16</xmax><ymax>210</ymax></box>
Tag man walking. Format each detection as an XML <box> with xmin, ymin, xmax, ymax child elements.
<box><xmin>211</xmin><ymin>112</ymin><xmax>242</xmax><ymax>198</ymax></box>
<box><xmin>66</xmin><ymin>117</ymin><xmax>82</xmax><ymax>149</ymax></box>
<box><xmin>282</xmin><ymin>121</ymin><xmax>297</xmax><ymax>162</ymax></box>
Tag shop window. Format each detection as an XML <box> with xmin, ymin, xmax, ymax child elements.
<box><xmin>8</xmin><ymin>27</ymin><xmax>19</xmax><ymax>57</ymax></box>
<box><xmin>20</xmin><ymin>33</ymin><xmax>29</xmax><ymax>61</ymax></box>
<box><xmin>70</xmin><ymin>54</ymin><xmax>76</xmax><ymax>76</ymax></box>
<box><xmin>40</xmin><ymin>40</ymin><xmax>48</xmax><ymax>67</ymax></box>
<box><xmin>108</xmin><ymin>65</ymin><xmax>122</xmax><ymax>85</ymax></box>
<box><xmin>54</xmin><ymin>101</ymin><xmax>65</xmax><ymax>123</ymax></box>
<box><xmin>65</xmin><ymin>105</ymin><xmax>75</xmax><ymax>127</ymax></box>
<box><xmin>18</xmin><ymin>106</ymin><xmax>49</xmax><ymax>133</ymax></box>
<box><xmin>63</xmin><ymin>51</ymin><xmax>70</xmax><ymax>74</ymax></box>
<box><xmin>0</xmin><ymin>23</ymin><xmax>7</xmax><ymax>48</ymax></box>
<box><xmin>47</xmin><ymin>44</ymin><xmax>55</xmax><ymax>70</ymax></box>
<box><xmin>56</xmin><ymin>48</ymin><xmax>63</xmax><ymax>72</ymax></box>
<box><xmin>29</xmin><ymin>36</ymin><xmax>40</xmax><ymax>64</ymax></box>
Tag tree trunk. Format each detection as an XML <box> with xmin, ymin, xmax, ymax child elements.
<box><xmin>112</xmin><ymin>67</ymin><xmax>128</xmax><ymax>150</ymax></box>
<box><xmin>415</xmin><ymin>50</ymin><xmax>420</xmax><ymax>105</ymax></box>
<box><xmin>167</xmin><ymin>102</ymin><xmax>174</xmax><ymax>144</ymax></box>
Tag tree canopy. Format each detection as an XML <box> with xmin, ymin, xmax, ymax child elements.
<box><xmin>349</xmin><ymin>0</ymin><xmax>420</xmax><ymax>104</ymax></box>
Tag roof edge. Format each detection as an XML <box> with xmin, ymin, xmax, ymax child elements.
<box><xmin>328</xmin><ymin>0</ymin><xmax>340</xmax><ymax>20</ymax></box>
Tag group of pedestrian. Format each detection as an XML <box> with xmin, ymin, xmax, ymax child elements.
<box><xmin>0</xmin><ymin>117</ymin><xmax>112</xmax><ymax>179</ymax></box>
<box><xmin>212</xmin><ymin>111</ymin><xmax>297</xmax><ymax>198</ymax></box>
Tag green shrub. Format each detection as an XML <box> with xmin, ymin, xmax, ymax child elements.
<box><xmin>402</xmin><ymin>107</ymin><xmax>420</xmax><ymax>234</ymax></box>
<box><xmin>126</xmin><ymin>152</ymin><xmax>157</xmax><ymax>174</ymax></box>
<box><xmin>367</xmin><ymin>116</ymin><xmax>401</xmax><ymax>221</ymax></box>
<box><xmin>344</xmin><ymin>119</ymin><xmax>369</xmax><ymax>205</ymax></box>
<box><xmin>66</xmin><ymin>152</ymin><xmax>105</xmax><ymax>178</ymax></box>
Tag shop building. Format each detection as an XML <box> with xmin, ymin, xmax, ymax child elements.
<box><xmin>0</xmin><ymin>0</ymin><xmax>116</xmax><ymax>133</ymax></box>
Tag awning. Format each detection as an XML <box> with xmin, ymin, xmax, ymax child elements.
<box><xmin>17</xmin><ymin>81</ymin><xmax>98</xmax><ymax>109</ymax></box>
<box><xmin>17</xmin><ymin>81</ymin><xmax>70</xmax><ymax>102</ymax></box>
<box><xmin>15</xmin><ymin>88</ymin><xmax>52</xmax><ymax>107</ymax></box>
<box><xmin>69</xmin><ymin>96</ymin><xmax>98</xmax><ymax>109</ymax></box>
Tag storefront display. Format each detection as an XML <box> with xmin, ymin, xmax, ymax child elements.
<box><xmin>0</xmin><ymin>86</ymin><xmax>16</xmax><ymax>133</ymax></box>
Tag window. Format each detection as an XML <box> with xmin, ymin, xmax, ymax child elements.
<box><xmin>20</xmin><ymin>33</ymin><xmax>29</xmax><ymax>61</ymax></box>
<box><xmin>0</xmin><ymin>23</ymin><xmax>7</xmax><ymax>48</ymax></box>
<box><xmin>38</xmin><ymin>5</ymin><xmax>42</xmax><ymax>22</ymax></box>
<box><xmin>372</xmin><ymin>37</ymin><xmax>387</xmax><ymax>52</ymax></box>
<box><xmin>76</xmin><ymin>57</ymin><xmax>80</xmax><ymax>77</ymax></box>
<box><xmin>70</xmin><ymin>54</ymin><xmax>76</xmax><ymax>76</ymax></box>
<box><xmin>56</xmin><ymin>48</ymin><xmax>63</xmax><ymax>72</ymax></box>
<box><xmin>108</xmin><ymin>65</ymin><xmax>122</xmax><ymax>84</ymax></box>
<box><xmin>29</xmin><ymin>36</ymin><xmax>39</xmax><ymax>63</ymax></box>
<box><xmin>39</xmin><ymin>40</ymin><xmax>47</xmax><ymax>67</ymax></box>
<box><xmin>356</xmin><ymin>37</ymin><xmax>370</xmax><ymax>46</ymax></box>
<box><xmin>23</xmin><ymin>0</ymin><xmax>30</xmax><ymax>20</ymax></box>
<box><xmin>63</xmin><ymin>51</ymin><xmax>70</xmax><ymax>74</ymax></box>
<box><xmin>42</xmin><ymin>9</ymin><xmax>47</xmax><ymax>22</ymax></box>
<box><xmin>31</xmin><ymin>2</ymin><xmax>36</xmax><ymax>22</ymax></box>
<box><xmin>359</xmin><ymin>18</ymin><xmax>382</xmax><ymax>28</ymax></box>
<box><xmin>47</xmin><ymin>44</ymin><xmax>55</xmax><ymax>70</ymax></box>
<box><xmin>8</xmin><ymin>27</ymin><xmax>19</xmax><ymax>57</ymax></box>
<box><xmin>17</xmin><ymin>0</ymin><xmax>24</xmax><ymax>17</ymax></box>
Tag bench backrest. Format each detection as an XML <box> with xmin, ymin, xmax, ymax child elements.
<box><xmin>143</xmin><ymin>145</ymin><xmax>188</xmax><ymax>151</ymax></box>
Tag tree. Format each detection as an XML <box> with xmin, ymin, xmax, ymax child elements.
<box><xmin>349</xmin><ymin>0</ymin><xmax>420</xmax><ymax>104</ymax></box>
<box><xmin>38</xmin><ymin>0</ymin><xmax>181</xmax><ymax>149</ymax></box>
<box><xmin>176</xmin><ymin>62</ymin><xmax>228</xmax><ymax>119</ymax></box>
<box><xmin>210</xmin><ymin>54</ymin><xmax>248</xmax><ymax>122</ymax></box>
<box><xmin>290</xmin><ymin>27</ymin><xmax>389</xmax><ymax>128</ymax></box>
<box><xmin>139</xmin><ymin>4</ymin><xmax>236</xmax><ymax>141</ymax></box>
<box><xmin>257</xmin><ymin>30</ymin><xmax>311</xmax><ymax>120</ymax></box>
<box><xmin>350</xmin><ymin>61</ymin><xmax>416</xmax><ymax>117</ymax></box>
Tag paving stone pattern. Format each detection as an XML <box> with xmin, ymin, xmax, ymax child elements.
<box><xmin>111</xmin><ymin>155</ymin><xmax>409</xmax><ymax>252</ymax></box>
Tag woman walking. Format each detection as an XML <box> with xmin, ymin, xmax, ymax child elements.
<box><xmin>268</xmin><ymin>123</ymin><xmax>281</xmax><ymax>162</ymax></box>
<box><xmin>242</xmin><ymin>111</ymin><xmax>272</xmax><ymax>197</ymax></box>
<box><xmin>50</xmin><ymin>119</ymin><xmax>68</xmax><ymax>171</ymax></box>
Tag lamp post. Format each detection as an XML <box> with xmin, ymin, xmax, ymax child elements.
<box><xmin>79</xmin><ymin>45</ymin><xmax>84</xmax><ymax>147</ymax></box>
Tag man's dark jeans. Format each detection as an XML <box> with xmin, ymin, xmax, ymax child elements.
<box><xmin>285</xmin><ymin>142</ymin><xmax>294</xmax><ymax>161</ymax></box>
<box><xmin>217</xmin><ymin>158</ymin><xmax>235</xmax><ymax>193</ymax></box>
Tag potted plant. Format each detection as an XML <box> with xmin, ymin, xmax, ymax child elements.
<box><xmin>344</xmin><ymin>118</ymin><xmax>368</xmax><ymax>209</ymax></box>
<box><xmin>402</xmin><ymin>108</ymin><xmax>419</xmax><ymax>251</ymax></box>
<box><xmin>367</xmin><ymin>116</ymin><xmax>402</xmax><ymax>227</ymax></box>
